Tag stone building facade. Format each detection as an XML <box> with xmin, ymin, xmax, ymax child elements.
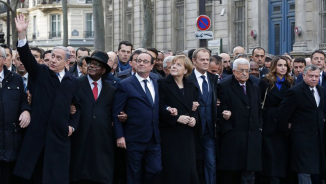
<box><xmin>0</xmin><ymin>0</ymin><xmax>323</xmax><ymax>57</ymax></box>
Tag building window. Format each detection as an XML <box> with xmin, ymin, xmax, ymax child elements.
<box><xmin>124</xmin><ymin>0</ymin><xmax>132</xmax><ymax>42</ymax></box>
<box><xmin>85</xmin><ymin>13</ymin><xmax>94</xmax><ymax>38</ymax></box>
<box><xmin>320</xmin><ymin>0</ymin><xmax>326</xmax><ymax>48</ymax></box>
<box><xmin>50</xmin><ymin>14</ymin><xmax>61</xmax><ymax>38</ymax></box>
<box><xmin>33</xmin><ymin>16</ymin><xmax>36</xmax><ymax>39</ymax></box>
<box><xmin>234</xmin><ymin>0</ymin><xmax>246</xmax><ymax>47</ymax></box>
<box><xmin>175</xmin><ymin>0</ymin><xmax>184</xmax><ymax>53</ymax></box>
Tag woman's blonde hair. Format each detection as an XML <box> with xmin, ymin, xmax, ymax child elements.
<box><xmin>171</xmin><ymin>55</ymin><xmax>193</xmax><ymax>78</ymax></box>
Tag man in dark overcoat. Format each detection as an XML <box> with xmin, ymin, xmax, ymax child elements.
<box><xmin>13</xmin><ymin>14</ymin><xmax>81</xmax><ymax>184</ymax></box>
<box><xmin>70</xmin><ymin>51</ymin><xmax>116</xmax><ymax>184</ymax></box>
<box><xmin>217</xmin><ymin>58</ymin><xmax>262</xmax><ymax>184</ymax></box>
<box><xmin>278</xmin><ymin>64</ymin><xmax>326</xmax><ymax>184</ymax></box>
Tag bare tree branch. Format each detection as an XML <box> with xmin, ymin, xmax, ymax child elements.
<box><xmin>0</xmin><ymin>0</ymin><xmax>15</xmax><ymax>14</ymax></box>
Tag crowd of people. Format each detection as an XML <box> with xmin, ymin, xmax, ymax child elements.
<box><xmin>0</xmin><ymin>14</ymin><xmax>325</xmax><ymax>184</ymax></box>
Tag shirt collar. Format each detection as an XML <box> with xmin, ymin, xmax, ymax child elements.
<box><xmin>310</xmin><ymin>86</ymin><xmax>317</xmax><ymax>91</ymax></box>
<box><xmin>57</xmin><ymin>69</ymin><xmax>65</xmax><ymax>78</ymax></box>
<box><xmin>87</xmin><ymin>75</ymin><xmax>102</xmax><ymax>87</ymax></box>
<box><xmin>239</xmin><ymin>82</ymin><xmax>246</xmax><ymax>86</ymax></box>
<box><xmin>320</xmin><ymin>71</ymin><xmax>323</xmax><ymax>76</ymax></box>
<box><xmin>0</xmin><ymin>69</ymin><xmax>4</xmax><ymax>80</ymax></box>
<box><xmin>23</xmin><ymin>73</ymin><xmax>28</xmax><ymax>79</ymax></box>
<box><xmin>194</xmin><ymin>68</ymin><xmax>207</xmax><ymax>79</ymax></box>
<box><xmin>135</xmin><ymin>73</ymin><xmax>151</xmax><ymax>83</ymax></box>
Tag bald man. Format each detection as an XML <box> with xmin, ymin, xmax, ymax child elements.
<box><xmin>233</xmin><ymin>46</ymin><xmax>245</xmax><ymax>58</ymax></box>
<box><xmin>107</xmin><ymin>51</ymin><xmax>118</xmax><ymax>76</ymax></box>
<box><xmin>219</xmin><ymin>53</ymin><xmax>232</xmax><ymax>75</ymax></box>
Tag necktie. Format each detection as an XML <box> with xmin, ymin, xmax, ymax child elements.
<box><xmin>319</xmin><ymin>74</ymin><xmax>322</xmax><ymax>85</ymax></box>
<box><xmin>22</xmin><ymin>77</ymin><xmax>27</xmax><ymax>93</ymax></box>
<box><xmin>241</xmin><ymin>84</ymin><xmax>246</xmax><ymax>95</ymax></box>
<box><xmin>92</xmin><ymin>81</ymin><xmax>98</xmax><ymax>100</ymax></box>
<box><xmin>201</xmin><ymin>75</ymin><xmax>208</xmax><ymax>101</ymax></box>
<box><xmin>143</xmin><ymin>79</ymin><xmax>153</xmax><ymax>105</ymax></box>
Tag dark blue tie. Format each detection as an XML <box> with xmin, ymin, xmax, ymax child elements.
<box><xmin>143</xmin><ymin>79</ymin><xmax>153</xmax><ymax>106</ymax></box>
<box><xmin>22</xmin><ymin>77</ymin><xmax>27</xmax><ymax>93</ymax></box>
<box><xmin>201</xmin><ymin>75</ymin><xmax>208</xmax><ymax>101</ymax></box>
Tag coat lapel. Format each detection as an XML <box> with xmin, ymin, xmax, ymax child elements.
<box><xmin>96</xmin><ymin>78</ymin><xmax>109</xmax><ymax>102</ymax></box>
<box><xmin>230</xmin><ymin>76</ymin><xmax>249</xmax><ymax>106</ymax></box>
<box><xmin>151</xmin><ymin>76</ymin><xmax>159</xmax><ymax>107</ymax></box>
<box><xmin>317</xmin><ymin>85</ymin><xmax>324</xmax><ymax>109</ymax></box>
<box><xmin>188</xmin><ymin>71</ymin><xmax>200</xmax><ymax>90</ymax></box>
<box><xmin>302</xmin><ymin>83</ymin><xmax>317</xmax><ymax>107</ymax></box>
<box><xmin>80</xmin><ymin>75</ymin><xmax>96</xmax><ymax>103</ymax></box>
<box><xmin>131</xmin><ymin>75</ymin><xmax>152</xmax><ymax>107</ymax></box>
<box><xmin>166</xmin><ymin>75</ymin><xmax>190</xmax><ymax>111</ymax></box>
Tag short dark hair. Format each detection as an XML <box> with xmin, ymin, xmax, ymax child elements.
<box><xmin>118</xmin><ymin>41</ymin><xmax>133</xmax><ymax>51</ymax></box>
<box><xmin>129</xmin><ymin>50</ymin><xmax>142</xmax><ymax>62</ymax></box>
<box><xmin>210</xmin><ymin>55</ymin><xmax>222</xmax><ymax>65</ymax></box>
<box><xmin>77</xmin><ymin>55</ymin><xmax>88</xmax><ymax>67</ymax></box>
<box><xmin>30</xmin><ymin>47</ymin><xmax>44</xmax><ymax>59</ymax></box>
<box><xmin>43</xmin><ymin>50</ymin><xmax>52</xmax><ymax>58</ymax></box>
<box><xmin>311</xmin><ymin>50</ymin><xmax>326</xmax><ymax>60</ymax></box>
<box><xmin>265</xmin><ymin>56</ymin><xmax>272</xmax><ymax>62</ymax></box>
<box><xmin>146</xmin><ymin>47</ymin><xmax>158</xmax><ymax>59</ymax></box>
<box><xmin>76</xmin><ymin>47</ymin><xmax>91</xmax><ymax>57</ymax></box>
<box><xmin>188</xmin><ymin>49</ymin><xmax>196</xmax><ymax>61</ymax></box>
<box><xmin>1</xmin><ymin>44</ymin><xmax>12</xmax><ymax>56</ymax></box>
<box><xmin>252</xmin><ymin>47</ymin><xmax>265</xmax><ymax>56</ymax></box>
<box><xmin>294</xmin><ymin>57</ymin><xmax>306</xmax><ymax>66</ymax></box>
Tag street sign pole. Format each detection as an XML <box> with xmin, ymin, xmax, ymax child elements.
<box><xmin>199</xmin><ymin>0</ymin><xmax>206</xmax><ymax>47</ymax></box>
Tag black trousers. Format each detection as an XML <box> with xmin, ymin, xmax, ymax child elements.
<box><xmin>0</xmin><ymin>161</ymin><xmax>21</xmax><ymax>184</ymax></box>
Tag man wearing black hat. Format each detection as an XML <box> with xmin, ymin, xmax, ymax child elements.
<box><xmin>70</xmin><ymin>51</ymin><xmax>116</xmax><ymax>184</ymax></box>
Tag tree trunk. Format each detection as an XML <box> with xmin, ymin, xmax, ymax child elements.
<box><xmin>10</xmin><ymin>0</ymin><xmax>18</xmax><ymax>49</ymax></box>
<box><xmin>142</xmin><ymin>0</ymin><xmax>153</xmax><ymax>48</ymax></box>
<box><xmin>62</xmin><ymin>0</ymin><xmax>68</xmax><ymax>47</ymax></box>
<box><xmin>92</xmin><ymin>0</ymin><xmax>105</xmax><ymax>51</ymax></box>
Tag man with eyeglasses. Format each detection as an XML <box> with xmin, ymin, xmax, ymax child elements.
<box><xmin>70</xmin><ymin>51</ymin><xmax>116</xmax><ymax>184</ymax></box>
<box><xmin>217</xmin><ymin>58</ymin><xmax>262</xmax><ymax>184</ymax></box>
<box><xmin>113</xmin><ymin>52</ymin><xmax>161</xmax><ymax>184</ymax></box>
<box><xmin>13</xmin><ymin>14</ymin><xmax>81</xmax><ymax>184</ymax></box>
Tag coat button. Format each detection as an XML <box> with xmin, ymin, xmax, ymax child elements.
<box><xmin>93</xmin><ymin>116</ymin><xmax>96</xmax><ymax>119</ymax></box>
<box><xmin>15</xmin><ymin>130</ymin><xmax>17</xmax><ymax>133</ymax></box>
<box><xmin>249</xmin><ymin>131</ymin><xmax>252</xmax><ymax>133</ymax></box>
<box><xmin>247</xmin><ymin>106</ymin><xmax>250</xmax><ymax>108</ymax></box>
<box><xmin>250</xmin><ymin>118</ymin><xmax>252</xmax><ymax>121</ymax></box>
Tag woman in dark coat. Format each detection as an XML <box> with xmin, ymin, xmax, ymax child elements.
<box><xmin>158</xmin><ymin>55</ymin><xmax>199</xmax><ymax>184</ymax></box>
<box><xmin>259</xmin><ymin>55</ymin><xmax>293</xmax><ymax>184</ymax></box>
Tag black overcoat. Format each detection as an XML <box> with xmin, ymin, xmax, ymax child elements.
<box><xmin>70</xmin><ymin>75</ymin><xmax>116</xmax><ymax>183</ymax></box>
<box><xmin>0</xmin><ymin>66</ymin><xmax>30</xmax><ymax>162</ymax></box>
<box><xmin>13</xmin><ymin>42</ymin><xmax>81</xmax><ymax>184</ymax></box>
<box><xmin>158</xmin><ymin>75</ymin><xmax>199</xmax><ymax>184</ymax></box>
<box><xmin>278</xmin><ymin>81</ymin><xmax>326</xmax><ymax>174</ymax></box>
<box><xmin>217</xmin><ymin>76</ymin><xmax>262</xmax><ymax>171</ymax></box>
<box><xmin>259</xmin><ymin>78</ymin><xmax>291</xmax><ymax>177</ymax></box>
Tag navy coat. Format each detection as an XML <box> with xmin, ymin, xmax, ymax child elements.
<box><xmin>278</xmin><ymin>82</ymin><xmax>326</xmax><ymax>174</ymax></box>
<box><xmin>113</xmin><ymin>74</ymin><xmax>160</xmax><ymax>143</ymax></box>
<box><xmin>70</xmin><ymin>75</ymin><xmax>116</xmax><ymax>183</ymax></box>
<box><xmin>13</xmin><ymin>42</ymin><xmax>81</xmax><ymax>184</ymax></box>
<box><xmin>0</xmin><ymin>66</ymin><xmax>30</xmax><ymax>162</ymax></box>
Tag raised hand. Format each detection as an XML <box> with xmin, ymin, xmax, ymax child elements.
<box><xmin>15</xmin><ymin>14</ymin><xmax>29</xmax><ymax>33</ymax></box>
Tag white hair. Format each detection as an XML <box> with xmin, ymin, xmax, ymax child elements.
<box><xmin>163</xmin><ymin>56</ymin><xmax>174</xmax><ymax>68</ymax></box>
<box><xmin>233</xmin><ymin>58</ymin><xmax>250</xmax><ymax>70</ymax></box>
<box><xmin>0</xmin><ymin>47</ymin><xmax>6</xmax><ymax>58</ymax></box>
<box><xmin>53</xmin><ymin>46</ymin><xmax>70</xmax><ymax>61</ymax></box>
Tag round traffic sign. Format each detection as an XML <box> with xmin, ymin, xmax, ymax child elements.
<box><xmin>196</xmin><ymin>15</ymin><xmax>211</xmax><ymax>31</ymax></box>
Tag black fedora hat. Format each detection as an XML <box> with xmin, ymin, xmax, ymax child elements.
<box><xmin>85</xmin><ymin>51</ymin><xmax>111</xmax><ymax>74</ymax></box>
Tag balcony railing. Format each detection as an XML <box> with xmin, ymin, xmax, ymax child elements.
<box><xmin>84</xmin><ymin>31</ymin><xmax>94</xmax><ymax>38</ymax></box>
<box><xmin>48</xmin><ymin>31</ymin><xmax>61</xmax><ymax>39</ymax></box>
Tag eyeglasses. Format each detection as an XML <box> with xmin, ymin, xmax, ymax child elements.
<box><xmin>87</xmin><ymin>62</ymin><xmax>102</xmax><ymax>68</ymax></box>
<box><xmin>136</xmin><ymin>59</ymin><xmax>151</xmax><ymax>64</ymax></box>
<box><xmin>236</xmin><ymin>69</ymin><xmax>250</xmax><ymax>73</ymax></box>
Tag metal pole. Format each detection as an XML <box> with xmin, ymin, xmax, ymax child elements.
<box><xmin>199</xmin><ymin>0</ymin><xmax>206</xmax><ymax>47</ymax></box>
<box><xmin>6</xmin><ymin>0</ymin><xmax>10</xmax><ymax>45</ymax></box>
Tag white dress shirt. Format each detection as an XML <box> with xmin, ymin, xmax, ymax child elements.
<box><xmin>310</xmin><ymin>86</ymin><xmax>320</xmax><ymax>107</ymax></box>
<box><xmin>87</xmin><ymin>75</ymin><xmax>102</xmax><ymax>97</ymax></box>
<box><xmin>18</xmin><ymin>38</ymin><xmax>27</xmax><ymax>47</ymax></box>
<box><xmin>194</xmin><ymin>69</ymin><xmax>209</xmax><ymax>94</ymax></box>
<box><xmin>135</xmin><ymin>73</ymin><xmax>155</xmax><ymax>103</ymax></box>
<box><xmin>320</xmin><ymin>71</ymin><xmax>323</xmax><ymax>85</ymax></box>
<box><xmin>22</xmin><ymin>73</ymin><xmax>29</xmax><ymax>86</ymax></box>
<box><xmin>0</xmin><ymin>69</ymin><xmax>4</xmax><ymax>82</ymax></box>
<box><xmin>56</xmin><ymin>70</ymin><xmax>65</xmax><ymax>83</ymax></box>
